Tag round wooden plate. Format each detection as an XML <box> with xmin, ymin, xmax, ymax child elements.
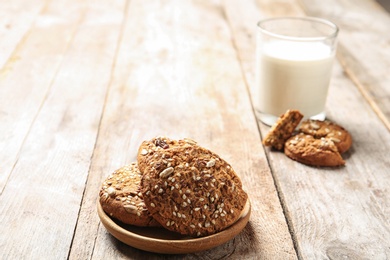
<box><xmin>97</xmin><ymin>199</ymin><xmax>251</xmax><ymax>254</ymax></box>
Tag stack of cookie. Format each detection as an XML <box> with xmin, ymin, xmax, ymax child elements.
<box><xmin>99</xmin><ymin>137</ymin><xmax>248</xmax><ymax>237</ymax></box>
<box><xmin>263</xmin><ymin>110</ymin><xmax>352</xmax><ymax>167</ymax></box>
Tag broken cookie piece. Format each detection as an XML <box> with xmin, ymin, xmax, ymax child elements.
<box><xmin>284</xmin><ymin>133</ymin><xmax>345</xmax><ymax>167</ymax></box>
<box><xmin>262</xmin><ymin>109</ymin><xmax>304</xmax><ymax>150</ymax></box>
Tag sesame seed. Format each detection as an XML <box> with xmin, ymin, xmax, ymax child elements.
<box><xmin>150</xmin><ymin>203</ymin><xmax>156</xmax><ymax>207</ymax></box>
<box><xmin>190</xmin><ymin>224</ymin><xmax>195</xmax><ymax>228</ymax></box>
<box><xmin>166</xmin><ymin>221</ymin><xmax>170</xmax><ymax>227</ymax></box>
<box><xmin>212</xmin><ymin>220</ymin><xmax>216</xmax><ymax>224</ymax></box>
<box><xmin>206</xmin><ymin>159</ymin><xmax>215</xmax><ymax>167</ymax></box>
<box><xmin>158</xmin><ymin>188</ymin><xmax>163</xmax><ymax>193</ymax></box>
<box><xmin>173</xmin><ymin>212</ymin><xmax>177</xmax><ymax>216</ymax></box>
<box><xmin>182</xmin><ymin>194</ymin><xmax>187</xmax><ymax>200</ymax></box>
<box><xmin>205</xmin><ymin>222</ymin><xmax>210</xmax><ymax>228</ymax></box>
<box><xmin>177</xmin><ymin>213</ymin><xmax>181</xmax><ymax>218</ymax></box>
<box><xmin>137</xmin><ymin>212</ymin><xmax>141</xmax><ymax>216</ymax></box>
<box><xmin>198</xmin><ymin>223</ymin><xmax>202</xmax><ymax>227</ymax></box>
<box><xmin>160</xmin><ymin>167</ymin><xmax>174</xmax><ymax>178</ymax></box>
<box><xmin>194</xmin><ymin>207</ymin><xmax>200</xmax><ymax>211</ymax></box>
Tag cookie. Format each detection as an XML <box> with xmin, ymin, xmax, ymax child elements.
<box><xmin>140</xmin><ymin>142</ymin><xmax>248</xmax><ymax>237</ymax></box>
<box><xmin>99</xmin><ymin>163</ymin><xmax>160</xmax><ymax>227</ymax></box>
<box><xmin>263</xmin><ymin>109</ymin><xmax>303</xmax><ymax>150</ymax></box>
<box><xmin>285</xmin><ymin>133</ymin><xmax>345</xmax><ymax>167</ymax></box>
<box><xmin>298</xmin><ymin>119</ymin><xmax>352</xmax><ymax>153</ymax></box>
<box><xmin>137</xmin><ymin>136</ymin><xmax>197</xmax><ymax>173</ymax></box>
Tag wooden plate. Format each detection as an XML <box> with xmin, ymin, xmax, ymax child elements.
<box><xmin>97</xmin><ymin>199</ymin><xmax>251</xmax><ymax>254</ymax></box>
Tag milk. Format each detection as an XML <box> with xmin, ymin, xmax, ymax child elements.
<box><xmin>255</xmin><ymin>41</ymin><xmax>335</xmax><ymax>124</ymax></box>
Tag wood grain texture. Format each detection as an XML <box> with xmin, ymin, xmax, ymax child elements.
<box><xmin>225</xmin><ymin>0</ymin><xmax>390</xmax><ymax>258</ymax></box>
<box><xmin>0</xmin><ymin>0</ymin><xmax>124</xmax><ymax>258</ymax></box>
<box><xmin>0</xmin><ymin>0</ymin><xmax>86</xmax><ymax>192</ymax></box>
<box><xmin>70</xmin><ymin>0</ymin><xmax>296</xmax><ymax>259</ymax></box>
<box><xmin>299</xmin><ymin>0</ymin><xmax>390</xmax><ymax>130</ymax></box>
<box><xmin>0</xmin><ymin>0</ymin><xmax>48</xmax><ymax>68</ymax></box>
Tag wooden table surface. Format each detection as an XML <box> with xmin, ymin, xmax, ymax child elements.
<box><xmin>1</xmin><ymin>0</ymin><xmax>390</xmax><ymax>259</ymax></box>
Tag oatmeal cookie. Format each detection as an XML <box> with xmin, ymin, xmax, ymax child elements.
<box><xmin>140</xmin><ymin>142</ymin><xmax>248</xmax><ymax>237</ymax></box>
<box><xmin>298</xmin><ymin>119</ymin><xmax>352</xmax><ymax>153</ymax></box>
<box><xmin>284</xmin><ymin>133</ymin><xmax>345</xmax><ymax>167</ymax></box>
<box><xmin>263</xmin><ymin>109</ymin><xmax>303</xmax><ymax>150</ymax></box>
<box><xmin>99</xmin><ymin>163</ymin><xmax>160</xmax><ymax>227</ymax></box>
<box><xmin>137</xmin><ymin>136</ymin><xmax>197</xmax><ymax>173</ymax></box>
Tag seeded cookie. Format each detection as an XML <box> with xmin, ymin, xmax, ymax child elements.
<box><xmin>263</xmin><ymin>110</ymin><xmax>304</xmax><ymax>150</ymax></box>
<box><xmin>298</xmin><ymin>119</ymin><xmax>352</xmax><ymax>153</ymax></box>
<box><xmin>140</xmin><ymin>143</ymin><xmax>248</xmax><ymax>237</ymax></box>
<box><xmin>137</xmin><ymin>136</ymin><xmax>197</xmax><ymax>173</ymax></box>
<box><xmin>99</xmin><ymin>163</ymin><xmax>160</xmax><ymax>227</ymax></box>
<box><xmin>285</xmin><ymin>133</ymin><xmax>345</xmax><ymax>167</ymax></box>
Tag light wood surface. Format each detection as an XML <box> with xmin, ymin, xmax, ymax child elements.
<box><xmin>0</xmin><ymin>0</ymin><xmax>389</xmax><ymax>259</ymax></box>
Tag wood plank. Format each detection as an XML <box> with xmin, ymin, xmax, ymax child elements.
<box><xmin>0</xmin><ymin>0</ymin><xmax>85</xmax><ymax>192</ymax></box>
<box><xmin>0</xmin><ymin>0</ymin><xmax>48</xmax><ymax>68</ymax></box>
<box><xmin>299</xmin><ymin>0</ymin><xmax>390</xmax><ymax>130</ymax></box>
<box><xmin>225</xmin><ymin>0</ymin><xmax>390</xmax><ymax>258</ymax></box>
<box><xmin>0</xmin><ymin>0</ymin><xmax>125</xmax><ymax>258</ymax></box>
<box><xmin>71</xmin><ymin>0</ymin><xmax>296</xmax><ymax>259</ymax></box>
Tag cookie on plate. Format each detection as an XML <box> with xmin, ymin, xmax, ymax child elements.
<box><xmin>137</xmin><ymin>136</ymin><xmax>197</xmax><ymax>173</ymax></box>
<box><xmin>140</xmin><ymin>142</ymin><xmax>248</xmax><ymax>237</ymax></box>
<box><xmin>99</xmin><ymin>163</ymin><xmax>160</xmax><ymax>227</ymax></box>
<box><xmin>263</xmin><ymin>109</ymin><xmax>303</xmax><ymax>150</ymax></box>
<box><xmin>284</xmin><ymin>133</ymin><xmax>345</xmax><ymax>167</ymax></box>
<box><xmin>298</xmin><ymin>119</ymin><xmax>352</xmax><ymax>153</ymax></box>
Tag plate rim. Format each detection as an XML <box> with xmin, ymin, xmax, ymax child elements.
<box><xmin>97</xmin><ymin>198</ymin><xmax>251</xmax><ymax>254</ymax></box>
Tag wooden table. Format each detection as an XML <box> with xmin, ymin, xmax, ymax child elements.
<box><xmin>1</xmin><ymin>0</ymin><xmax>389</xmax><ymax>259</ymax></box>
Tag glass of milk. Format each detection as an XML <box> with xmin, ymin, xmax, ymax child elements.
<box><xmin>255</xmin><ymin>17</ymin><xmax>339</xmax><ymax>126</ymax></box>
